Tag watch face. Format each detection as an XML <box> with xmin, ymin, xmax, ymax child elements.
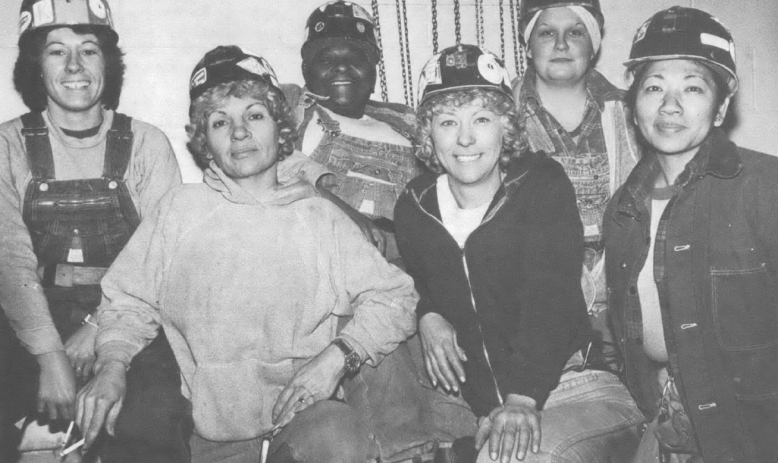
<box><xmin>344</xmin><ymin>353</ymin><xmax>361</xmax><ymax>374</ymax></box>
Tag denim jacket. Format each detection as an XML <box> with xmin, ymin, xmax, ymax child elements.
<box><xmin>604</xmin><ymin>129</ymin><xmax>778</xmax><ymax>462</ymax></box>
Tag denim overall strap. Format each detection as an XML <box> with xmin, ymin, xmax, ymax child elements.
<box><xmin>294</xmin><ymin>104</ymin><xmax>341</xmax><ymax>152</ymax></box>
<box><xmin>20</xmin><ymin>112</ymin><xmax>55</xmax><ymax>180</ymax></box>
<box><xmin>103</xmin><ymin>112</ymin><xmax>134</xmax><ymax>180</ymax></box>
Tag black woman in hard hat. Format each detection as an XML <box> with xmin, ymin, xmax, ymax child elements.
<box><xmin>605</xmin><ymin>7</ymin><xmax>778</xmax><ymax>463</ymax></box>
<box><xmin>281</xmin><ymin>0</ymin><xmax>425</xmax><ymax>264</ymax></box>
<box><xmin>76</xmin><ymin>45</ymin><xmax>419</xmax><ymax>463</ymax></box>
<box><xmin>0</xmin><ymin>0</ymin><xmax>189</xmax><ymax>461</ymax></box>
<box><xmin>395</xmin><ymin>44</ymin><xmax>642</xmax><ymax>463</ymax></box>
<box><xmin>512</xmin><ymin>0</ymin><xmax>642</xmax><ymax>407</ymax></box>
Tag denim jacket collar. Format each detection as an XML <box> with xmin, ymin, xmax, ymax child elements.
<box><xmin>615</xmin><ymin>128</ymin><xmax>742</xmax><ymax>223</ymax></box>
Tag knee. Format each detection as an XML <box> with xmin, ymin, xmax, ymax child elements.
<box><xmin>271</xmin><ymin>401</ymin><xmax>375</xmax><ymax>463</ymax></box>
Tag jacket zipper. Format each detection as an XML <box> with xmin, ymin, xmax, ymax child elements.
<box><xmin>414</xmin><ymin>188</ymin><xmax>505</xmax><ymax>405</ymax></box>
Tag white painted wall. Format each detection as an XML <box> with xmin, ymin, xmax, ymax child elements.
<box><xmin>1</xmin><ymin>0</ymin><xmax>776</xmax><ymax>183</ymax></box>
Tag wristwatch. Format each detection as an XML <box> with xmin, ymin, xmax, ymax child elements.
<box><xmin>332</xmin><ymin>338</ymin><xmax>361</xmax><ymax>375</ymax></box>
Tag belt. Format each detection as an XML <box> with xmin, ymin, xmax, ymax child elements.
<box><xmin>563</xmin><ymin>340</ymin><xmax>624</xmax><ymax>376</ymax></box>
<box><xmin>40</xmin><ymin>264</ymin><xmax>108</xmax><ymax>288</ymax></box>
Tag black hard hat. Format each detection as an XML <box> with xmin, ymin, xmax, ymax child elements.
<box><xmin>189</xmin><ymin>46</ymin><xmax>282</xmax><ymax>101</ymax></box>
<box><xmin>624</xmin><ymin>6</ymin><xmax>738</xmax><ymax>95</ymax></box>
<box><xmin>418</xmin><ymin>44</ymin><xmax>513</xmax><ymax>106</ymax></box>
<box><xmin>519</xmin><ymin>0</ymin><xmax>604</xmax><ymax>31</ymax></box>
<box><xmin>301</xmin><ymin>1</ymin><xmax>380</xmax><ymax>65</ymax></box>
<box><xmin>19</xmin><ymin>0</ymin><xmax>118</xmax><ymax>46</ymax></box>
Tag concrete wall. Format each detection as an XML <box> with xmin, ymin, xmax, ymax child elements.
<box><xmin>1</xmin><ymin>0</ymin><xmax>776</xmax><ymax>183</ymax></box>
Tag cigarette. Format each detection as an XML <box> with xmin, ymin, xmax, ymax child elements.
<box><xmin>59</xmin><ymin>438</ymin><xmax>85</xmax><ymax>457</ymax></box>
<box><xmin>260</xmin><ymin>438</ymin><xmax>270</xmax><ymax>463</ymax></box>
<box><xmin>63</xmin><ymin>421</ymin><xmax>74</xmax><ymax>446</ymax></box>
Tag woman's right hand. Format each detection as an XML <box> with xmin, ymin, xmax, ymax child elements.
<box><xmin>418</xmin><ymin>312</ymin><xmax>467</xmax><ymax>392</ymax></box>
<box><xmin>76</xmin><ymin>361</ymin><xmax>127</xmax><ymax>451</ymax></box>
<box><xmin>36</xmin><ymin>351</ymin><xmax>77</xmax><ymax>420</ymax></box>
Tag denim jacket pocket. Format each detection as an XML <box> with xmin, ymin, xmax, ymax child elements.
<box><xmin>712</xmin><ymin>263</ymin><xmax>778</xmax><ymax>399</ymax></box>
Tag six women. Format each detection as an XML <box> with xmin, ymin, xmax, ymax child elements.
<box><xmin>1</xmin><ymin>1</ymin><xmax>774</xmax><ymax>463</ymax></box>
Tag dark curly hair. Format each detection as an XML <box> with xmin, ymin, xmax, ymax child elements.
<box><xmin>415</xmin><ymin>88</ymin><xmax>524</xmax><ymax>174</ymax></box>
<box><xmin>186</xmin><ymin>79</ymin><xmax>297</xmax><ymax>171</ymax></box>
<box><xmin>13</xmin><ymin>25</ymin><xmax>125</xmax><ymax>112</ymax></box>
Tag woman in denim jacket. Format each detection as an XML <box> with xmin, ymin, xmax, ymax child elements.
<box><xmin>604</xmin><ymin>7</ymin><xmax>778</xmax><ymax>462</ymax></box>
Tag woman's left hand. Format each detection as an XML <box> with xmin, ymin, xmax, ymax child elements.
<box><xmin>64</xmin><ymin>323</ymin><xmax>98</xmax><ymax>380</ymax></box>
<box><xmin>271</xmin><ymin>343</ymin><xmax>346</xmax><ymax>428</ymax></box>
<box><xmin>475</xmin><ymin>394</ymin><xmax>541</xmax><ymax>462</ymax></box>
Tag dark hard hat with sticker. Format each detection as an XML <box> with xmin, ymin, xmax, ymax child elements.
<box><xmin>418</xmin><ymin>44</ymin><xmax>513</xmax><ymax>106</ymax></box>
<box><xmin>301</xmin><ymin>0</ymin><xmax>380</xmax><ymax>65</ymax></box>
<box><xmin>520</xmin><ymin>0</ymin><xmax>603</xmax><ymax>30</ymax></box>
<box><xmin>189</xmin><ymin>45</ymin><xmax>282</xmax><ymax>101</ymax></box>
<box><xmin>624</xmin><ymin>6</ymin><xmax>738</xmax><ymax>95</ymax></box>
<box><xmin>18</xmin><ymin>0</ymin><xmax>117</xmax><ymax>45</ymax></box>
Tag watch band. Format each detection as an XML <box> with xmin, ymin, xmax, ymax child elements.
<box><xmin>332</xmin><ymin>338</ymin><xmax>361</xmax><ymax>374</ymax></box>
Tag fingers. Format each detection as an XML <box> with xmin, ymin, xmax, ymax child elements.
<box><xmin>272</xmin><ymin>386</ymin><xmax>308</xmax><ymax>425</ymax></box>
<box><xmin>499</xmin><ymin>422</ymin><xmax>519</xmax><ymax>463</ymax></box>
<box><xmin>82</xmin><ymin>399</ymin><xmax>108</xmax><ymax>450</ymax></box>
<box><xmin>516</xmin><ymin>426</ymin><xmax>531</xmax><ymax>461</ymax></box>
<box><xmin>427</xmin><ymin>349</ymin><xmax>451</xmax><ymax>391</ymax></box>
<box><xmin>488</xmin><ymin>413</ymin><xmax>504</xmax><ymax>461</ymax></box>
<box><xmin>105</xmin><ymin>398</ymin><xmax>124</xmax><ymax>436</ymax></box>
<box><xmin>474</xmin><ymin>416</ymin><xmax>492</xmax><ymax>452</ymax></box>
<box><xmin>423</xmin><ymin>351</ymin><xmax>437</xmax><ymax>388</ymax></box>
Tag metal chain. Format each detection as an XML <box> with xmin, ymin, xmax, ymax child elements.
<box><xmin>394</xmin><ymin>0</ymin><xmax>413</xmax><ymax>107</ymax></box>
<box><xmin>453</xmin><ymin>0</ymin><xmax>462</xmax><ymax>44</ymax></box>
<box><xmin>371</xmin><ymin>0</ymin><xmax>389</xmax><ymax>102</ymax></box>
<box><xmin>431</xmin><ymin>0</ymin><xmax>438</xmax><ymax>54</ymax></box>
<box><xmin>477</xmin><ymin>0</ymin><xmax>485</xmax><ymax>49</ymax></box>
<box><xmin>509</xmin><ymin>0</ymin><xmax>520</xmax><ymax>76</ymax></box>
<box><xmin>516</xmin><ymin>0</ymin><xmax>525</xmax><ymax>76</ymax></box>
<box><xmin>400</xmin><ymin>0</ymin><xmax>413</xmax><ymax>107</ymax></box>
<box><xmin>499</xmin><ymin>0</ymin><xmax>506</xmax><ymax>62</ymax></box>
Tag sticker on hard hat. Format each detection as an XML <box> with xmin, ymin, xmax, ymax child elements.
<box><xmin>356</xmin><ymin>22</ymin><xmax>365</xmax><ymax>33</ymax></box>
<box><xmin>700</xmin><ymin>33</ymin><xmax>731</xmax><ymax>54</ymax></box>
<box><xmin>633</xmin><ymin>19</ymin><xmax>649</xmax><ymax>44</ymax></box>
<box><xmin>351</xmin><ymin>4</ymin><xmax>372</xmax><ymax>22</ymax></box>
<box><xmin>417</xmin><ymin>57</ymin><xmax>441</xmax><ymax>101</ymax></box>
<box><xmin>478</xmin><ymin>54</ymin><xmax>503</xmax><ymax>85</ymax></box>
<box><xmin>237</xmin><ymin>57</ymin><xmax>279</xmax><ymax>87</ymax></box>
<box><xmin>89</xmin><ymin>0</ymin><xmax>107</xmax><ymax>19</ymax></box>
<box><xmin>33</xmin><ymin>0</ymin><xmax>55</xmax><ymax>28</ymax></box>
<box><xmin>191</xmin><ymin>68</ymin><xmax>207</xmax><ymax>90</ymax></box>
<box><xmin>19</xmin><ymin>11</ymin><xmax>32</xmax><ymax>33</ymax></box>
<box><xmin>315</xmin><ymin>22</ymin><xmax>325</xmax><ymax>32</ymax></box>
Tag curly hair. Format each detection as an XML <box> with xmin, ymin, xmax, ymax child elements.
<box><xmin>13</xmin><ymin>25</ymin><xmax>125</xmax><ymax>112</ymax></box>
<box><xmin>186</xmin><ymin>79</ymin><xmax>297</xmax><ymax>170</ymax></box>
<box><xmin>415</xmin><ymin>88</ymin><xmax>524</xmax><ymax>174</ymax></box>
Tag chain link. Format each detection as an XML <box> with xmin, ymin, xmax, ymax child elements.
<box><xmin>453</xmin><ymin>0</ymin><xmax>462</xmax><ymax>44</ymax></box>
<box><xmin>371</xmin><ymin>0</ymin><xmax>389</xmax><ymax>102</ymax></box>
<box><xmin>431</xmin><ymin>0</ymin><xmax>438</xmax><ymax>54</ymax></box>
<box><xmin>499</xmin><ymin>0</ymin><xmax>506</xmax><ymax>62</ymax></box>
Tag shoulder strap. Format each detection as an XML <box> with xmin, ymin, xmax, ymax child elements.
<box><xmin>103</xmin><ymin>112</ymin><xmax>135</xmax><ymax>179</ymax></box>
<box><xmin>20</xmin><ymin>112</ymin><xmax>55</xmax><ymax>180</ymax></box>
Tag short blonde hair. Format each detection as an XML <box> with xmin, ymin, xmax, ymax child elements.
<box><xmin>186</xmin><ymin>79</ymin><xmax>296</xmax><ymax>170</ymax></box>
<box><xmin>415</xmin><ymin>88</ymin><xmax>524</xmax><ymax>174</ymax></box>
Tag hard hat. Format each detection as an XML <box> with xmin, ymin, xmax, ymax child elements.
<box><xmin>520</xmin><ymin>0</ymin><xmax>604</xmax><ymax>31</ymax></box>
<box><xmin>189</xmin><ymin>45</ymin><xmax>281</xmax><ymax>101</ymax></box>
<box><xmin>418</xmin><ymin>44</ymin><xmax>513</xmax><ymax>106</ymax></box>
<box><xmin>301</xmin><ymin>1</ymin><xmax>380</xmax><ymax>65</ymax></box>
<box><xmin>624</xmin><ymin>6</ymin><xmax>738</xmax><ymax>95</ymax></box>
<box><xmin>19</xmin><ymin>0</ymin><xmax>117</xmax><ymax>45</ymax></box>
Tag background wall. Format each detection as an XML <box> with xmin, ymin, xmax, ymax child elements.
<box><xmin>1</xmin><ymin>0</ymin><xmax>776</xmax><ymax>182</ymax></box>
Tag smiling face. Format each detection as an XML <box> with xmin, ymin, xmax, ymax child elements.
<box><xmin>431</xmin><ymin>98</ymin><xmax>505</xmax><ymax>191</ymax></box>
<box><xmin>40</xmin><ymin>27</ymin><xmax>105</xmax><ymax>114</ymax></box>
<box><xmin>205</xmin><ymin>96</ymin><xmax>281</xmax><ymax>187</ymax></box>
<box><xmin>303</xmin><ymin>41</ymin><xmax>376</xmax><ymax>118</ymax></box>
<box><xmin>528</xmin><ymin>7</ymin><xmax>593</xmax><ymax>85</ymax></box>
<box><xmin>634</xmin><ymin>59</ymin><xmax>730</xmax><ymax>162</ymax></box>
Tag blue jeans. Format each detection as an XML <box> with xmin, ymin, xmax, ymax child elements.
<box><xmin>476</xmin><ymin>359</ymin><xmax>643</xmax><ymax>463</ymax></box>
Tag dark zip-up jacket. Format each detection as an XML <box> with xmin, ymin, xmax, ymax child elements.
<box><xmin>395</xmin><ymin>151</ymin><xmax>591</xmax><ymax>416</ymax></box>
<box><xmin>604</xmin><ymin>129</ymin><xmax>778</xmax><ymax>462</ymax></box>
